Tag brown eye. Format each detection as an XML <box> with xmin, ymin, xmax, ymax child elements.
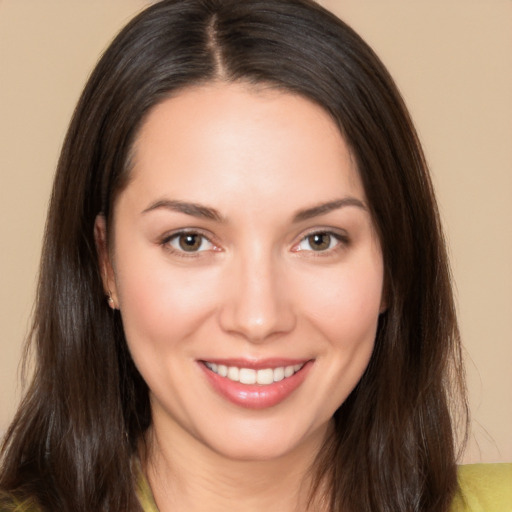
<box><xmin>307</xmin><ymin>233</ymin><xmax>332</xmax><ymax>251</ymax></box>
<box><xmin>164</xmin><ymin>231</ymin><xmax>216</xmax><ymax>255</ymax></box>
<box><xmin>294</xmin><ymin>231</ymin><xmax>346</xmax><ymax>253</ymax></box>
<box><xmin>178</xmin><ymin>233</ymin><xmax>203</xmax><ymax>252</ymax></box>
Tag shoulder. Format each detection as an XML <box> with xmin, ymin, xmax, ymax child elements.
<box><xmin>450</xmin><ymin>464</ymin><xmax>512</xmax><ymax>512</ymax></box>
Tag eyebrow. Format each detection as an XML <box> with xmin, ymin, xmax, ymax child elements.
<box><xmin>141</xmin><ymin>196</ymin><xmax>366</xmax><ymax>223</ymax></box>
<box><xmin>292</xmin><ymin>197</ymin><xmax>367</xmax><ymax>222</ymax></box>
<box><xmin>141</xmin><ymin>199</ymin><xmax>224</xmax><ymax>222</ymax></box>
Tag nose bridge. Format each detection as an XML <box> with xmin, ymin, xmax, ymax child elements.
<box><xmin>219</xmin><ymin>242</ymin><xmax>295</xmax><ymax>342</ymax></box>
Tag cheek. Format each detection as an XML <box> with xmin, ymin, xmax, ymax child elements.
<box><xmin>113</xmin><ymin>250</ymin><xmax>221</xmax><ymax>349</ymax></box>
<box><xmin>298</xmin><ymin>255</ymin><xmax>384</xmax><ymax>346</ymax></box>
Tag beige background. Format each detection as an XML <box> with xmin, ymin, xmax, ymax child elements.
<box><xmin>0</xmin><ymin>1</ymin><xmax>510</xmax><ymax>463</ymax></box>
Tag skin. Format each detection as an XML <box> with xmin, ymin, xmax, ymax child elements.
<box><xmin>96</xmin><ymin>82</ymin><xmax>385</xmax><ymax>511</ymax></box>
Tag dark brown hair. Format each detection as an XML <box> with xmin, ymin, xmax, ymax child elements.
<box><xmin>0</xmin><ymin>0</ymin><xmax>467</xmax><ymax>510</ymax></box>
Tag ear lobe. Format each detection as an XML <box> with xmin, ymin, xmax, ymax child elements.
<box><xmin>94</xmin><ymin>214</ymin><xmax>118</xmax><ymax>309</ymax></box>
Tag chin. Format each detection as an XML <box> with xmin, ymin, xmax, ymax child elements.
<box><xmin>198</xmin><ymin>416</ymin><xmax>330</xmax><ymax>463</ymax></box>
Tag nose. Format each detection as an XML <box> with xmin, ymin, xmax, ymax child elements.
<box><xmin>218</xmin><ymin>250</ymin><xmax>296</xmax><ymax>343</ymax></box>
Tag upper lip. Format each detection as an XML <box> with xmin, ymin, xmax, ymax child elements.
<box><xmin>199</xmin><ymin>358</ymin><xmax>312</xmax><ymax>370</ymax></box>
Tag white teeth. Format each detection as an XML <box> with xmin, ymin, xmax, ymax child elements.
<box><xmin>227</xmin><ymin>366</ymin><xmax>239</xmax><ymax>381</ymax></box>
<box><xmin>273</xmin><ymin>367</ymin><xmax>285</xmax><ymax>382</ymax></box>
<box><xmin>256</xmin><ymin>368</ymin><xmax>274</xmax><ymax>385</ymax></box>
<box><xmin>205</xmin><ymin>362</ymin><xmax>305</xmax><ymax>385</ymax></box>
<box><xmin>239</xmin><ymin>368</ymin><xmax>256</xmax><ymax>384</ymax></box>
<box><xmin>284</xmin><ymin>365</ymin><xmax>295</xmax><ymax>378</ymax></box>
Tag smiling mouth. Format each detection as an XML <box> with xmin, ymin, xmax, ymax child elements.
<box><xmin>204</xmin><ymin>362</ymin><xmax>305</xmax><ymax>385</ymax></box>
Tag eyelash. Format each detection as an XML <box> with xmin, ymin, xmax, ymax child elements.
<box><xmin>159</xmin><ymin>229</ymin><xmax>350</xmax><ymax>257</ymax></box>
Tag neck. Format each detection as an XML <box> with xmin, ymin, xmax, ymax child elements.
<box><xmin>142</xmin><ymin>420</ymin><xmax>332</xmax><ymax>512</ymax></box>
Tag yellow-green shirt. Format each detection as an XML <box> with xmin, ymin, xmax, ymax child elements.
<box><xmin>450</xmin><ymin>464</ymin><xmax>512</xmax><ymax>512</ymax></box>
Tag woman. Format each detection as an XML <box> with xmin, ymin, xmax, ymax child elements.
<box><xmin>0</xmin><ymin>0</ymin><xmax>509</xmax><ymax>511</ymax></box>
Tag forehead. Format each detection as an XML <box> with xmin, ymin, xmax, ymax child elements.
<box><xmin>124</xmin><ymin>82</ymin><xmax>364</xmax><ymax>212</ymax></box>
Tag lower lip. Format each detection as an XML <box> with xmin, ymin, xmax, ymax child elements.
<box><xmin>200</xmin><ymin>361</ymin><xmax>313</xmax><ymax>410</ymax></box>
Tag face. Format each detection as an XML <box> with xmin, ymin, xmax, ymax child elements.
<box><xmin>97</xmin><ymin>82</ymin><xmax>384</xmax><ymax>461</ymax></box>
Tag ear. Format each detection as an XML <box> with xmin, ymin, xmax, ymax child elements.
<box><xmin>94</xmin><ymin>214</ymin><xmax>118</xmax><ymax>309</ymax></box>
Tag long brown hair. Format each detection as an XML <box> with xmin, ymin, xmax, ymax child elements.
<box><xmin>0</xmin><ymin>1</ymin><xmax>467</xmax><ymax>510</ymax></box>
